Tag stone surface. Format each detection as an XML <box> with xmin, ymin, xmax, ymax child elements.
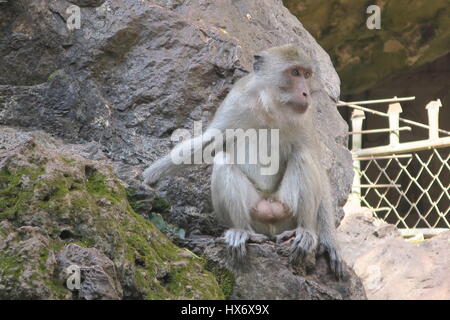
<box><xmin>57</xmin><ymin>244</ymin><xmax>123</xmax><ymax>300</ymax></box>
<box><xmin>0</xmin><ymin>127</ymin><xmax>224</xmax><ymax>299</ymax></box>
<box><xmin>181</xmin><ymin>235</ymin><xmax>366</xmax><ymax>300</ymax></box>
<box><xmin>337</xmin><ymin>206</ymin><xmax>450</xmax><ymax>300</ymax></box>
<box><xmin>338</xmin><ymin>201</ymin><xmax>401</xmax><ymax>266</ymax></box>
<box><xmin>353</xmin><ymin>232</ymin><xmax>450</xmax><ymax>300</ymax></box>
<box><xmin>0</xmin><ymin>0</ymin><xmax>352</xmax><ymax>234</ymax></box>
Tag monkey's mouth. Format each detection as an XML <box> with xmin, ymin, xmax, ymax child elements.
<box><xmin>288</xmin><ymin>102</ymin><xmax>309</xmax><ymax>113</ymax></box>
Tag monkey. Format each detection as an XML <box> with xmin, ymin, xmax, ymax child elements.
<box><xmin>143</xmin><ymin>44</ymin><xmax>344</xmax><ymax>279</ymax></box>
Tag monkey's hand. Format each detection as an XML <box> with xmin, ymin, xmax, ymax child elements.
<box><xmin>288</xmin><ymin>228</ymin><xmax>318</xmax><ymax>265</ymax></box>
<box><xmin>318</xmin><ymin>237</ymin><xmax>344</xmax><ymax>280</ymax></box>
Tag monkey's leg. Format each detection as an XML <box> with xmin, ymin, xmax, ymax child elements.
<box><xmin>275</xmin><ymin>151</ymin><xmax>320</xmax><ymax>264</ymax></box>
<box><xmin>317</xmin><ymin>189</ymin><xmax>344</xmax><ymax>280</ymax></box>
<box><xmin>212</xmin><ymin>152</ymin><xmax>264</xmax><ymax>262</ymax></box>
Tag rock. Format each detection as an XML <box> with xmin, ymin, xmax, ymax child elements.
<box><xmin>0</xmin><ymin>127</ymin><xmax>224</xmax><ymax>299</ymax></box>
<box><xmin>180</xmin><ymin>235</ymin><xmax>366</xmax><ymax>300</ymax></box>
<box><xmin>57</xmin><ymin>244</ymin><xmax>123</xmax><ymax>300</ymax></box>
<box><xmin>337</xmin><ymin>202</ymin><xmax>401</xmax><ymax>266</ymax></box>
<box><xmin>0</xmin><ymin>0</ymin><xmax>352</xmax><ymax>234</ymax></box>
<box><xmin>68</xmin><ymin>0</ymin><xmax>105</xmax><ymax>7</ymax></box>
<box><xmin>337</xmin><ymin>206</ymin><xmax>450</xmax><ymax>300</ymax></box>
<box><xmin>353</xmin><ymin>232</ymin><xmax>450</xmax><ymax>300</ymax></box>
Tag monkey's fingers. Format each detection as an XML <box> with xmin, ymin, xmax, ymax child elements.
<box><xmin>248</xmin><ymin>233</ymin><xmax>269</xmax><ymax>243</ymax></box>
<box><xmin>289</xmin><ymin>244</ymin><xmax>307</xmax><ymax>264</ymax></box>
<box><xmin>228</xmin><ymin>243</ymin><xmax>247</xmax><ymax>263</ymax></box>
<box><xmin>288</xmin><ymin>229</ymin><xmax>317</xmax><ymax>264</ymax></box>
<box><xmin>327</xmin><ymin>247</ymin><xmax>344</xmax><ymax>280</ymax></box>
<box><xmin>224</xmin><ymin>229</ymin><xmax>249</xmax><ymax>263</ymax></box>
<box><xmin>275</xmin><ymin>229</ymin><xmax>296</xmax><ymax>243</ymax></box>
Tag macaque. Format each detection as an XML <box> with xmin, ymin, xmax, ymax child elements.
<box><xmin>143</xmin><ymin>44</ymin><xmax>344</xmax><ymax>279</ymax></box>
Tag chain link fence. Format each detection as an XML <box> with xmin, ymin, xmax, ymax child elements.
<box><xmin>354</xmin><ymin>147</ymin><xmax>449</xmax><ymax>230</ymax></box>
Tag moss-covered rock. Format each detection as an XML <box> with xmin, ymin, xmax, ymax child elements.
<box><xmin>0</xmin><ymin>127</ymin><xmax>224</xmax><ymax>299</ymax></box>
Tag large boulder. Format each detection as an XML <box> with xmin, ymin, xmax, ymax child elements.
<box><xmin>0</xmin><ymin>0</ymin><xmax>352</xmax><ymax>233</ymax></box>
<box><xmin>0</xmin><ymin>127</ymin><xmax>224</xmax><ymax>299</ymax></box>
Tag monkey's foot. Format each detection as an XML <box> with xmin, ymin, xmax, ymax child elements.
<box><xmin>289</xmin><ymin>229</ymin><xmax>318</xmax><ymax>265</ymax></box>
<box><xmin>319</xmin><ymin>241</ymin><xmax>344</xmax><ymax>280</ymax></box>
<box><xmin>224</xmin><ymin>229</ymin><xmax>250</xmax><ymax>263</ymax></box>
<box><xmin>248</xmin><ymin>233</ymin><xmax>269</xmax><ymax>244</ymax></box>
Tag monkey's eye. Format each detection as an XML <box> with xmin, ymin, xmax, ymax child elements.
<box><xmin>291</xmin><ymin>69</ymin><xmax>301</xmax><ymax>77</ymax></box>
<box><xmin>304</xmin><ymin>71</ymin><xmax>312</xmax><ymax>79</ymax></box>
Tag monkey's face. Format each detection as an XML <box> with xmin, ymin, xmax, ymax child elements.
<box><xmin>279</xmin><ymin>65</ymin><xmax>312</xmax><ymax>114</ymax></box>
<box><xmin>253</xmin><ymin>45</ymin><xmax>314</xmax><ymax>116</ymax></box>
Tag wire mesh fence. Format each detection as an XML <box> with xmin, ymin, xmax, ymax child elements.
<box><xmin>353</xmin><ymin>147</ymin><xmax>449</xmax><ymax>230</ymax></box>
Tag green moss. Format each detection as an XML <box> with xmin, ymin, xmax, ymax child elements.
<box><xmin>37</xmin><ymin>244</ymin><xmax>68</xmax><ymax>298</ymax></box>
<box><xmin>74</xmin><ymin>238</ymin><xmax>96</xmax><ymax>248</ymax></box>
<box><xmin>152</xmin><ymin>196</ymin><xmax>171</xmax><ymax>213</ymax></box>
<box><xmin>46</xmin><ymin>277</ymin><xmax>69</xmax><ymax>298</ymax></box>
<box><xmin>61</xmin><ymin>156</ymin><xmax>76</xmax><ymax>165</ymax></box>
<box><xmin>0</xmin><ymin>144</ymin><xmax>224</xmax><ymax>300</ymax></box>
<box><xmin>205</xmin><ymin>261</ymin><xmax>235</xmax><ymax>299</ymax></box>
<box><xmin>0</xmin><ymin>167</ymin><xmax>43</xmax><ymax>220</ymax></box>
<box><xmin>0</xmin><ymin>252</ymin><xmax>24</xmax><ymax>283</ymax></box>
<box><xmin>86</xmin><ymin>167</ymin><xmax>111</xmax><ymax>196</ymax></box>
<box><xmin>112</xmin><ymin>209</ymin><xmax>222</xmax><ymax>299</ymax></box>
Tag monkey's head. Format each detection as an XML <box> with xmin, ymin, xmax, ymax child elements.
<box><xmin>253</xmin><ymin>44</ymin><xmax>314</xmax><ymax>114</ymax></box>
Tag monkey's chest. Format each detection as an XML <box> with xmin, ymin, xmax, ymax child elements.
<box><xmin>238</xmin><ymin>162</ymin><xmax>286</xmax><ymax>194</ymax></box>
<box><xmin>229</xmin><ymin>130</ymin><xmax>292</xmax><ymax>193</ymax></box>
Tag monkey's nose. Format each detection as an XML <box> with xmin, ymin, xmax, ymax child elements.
<box><xmin>302</xmin><ymin>92</ymin><xmax>308</xmax><ymax>97</ymax></box>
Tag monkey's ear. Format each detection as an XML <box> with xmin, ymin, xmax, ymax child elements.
<box><xmin>253</xmin><ymin>55</ymin><xmax>264</xmax><ymax>72</ymax></box>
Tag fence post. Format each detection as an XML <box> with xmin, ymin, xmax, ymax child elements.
<box><xmin>425</xmin><ymin>99</ymin><xmax>442</xmax><ymax>140</ymax></box>
<box><xmin>388</xmin><ymin>102</ymin><xmax>402</xmax><ymax>146</ymax></box>
<box><xmin>351</xmin><ymin>109</ymin><xmax>365</xmax><ymax>197</ymax></box>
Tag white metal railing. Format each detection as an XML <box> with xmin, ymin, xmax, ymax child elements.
<box><xmin>340</xmin><ymin>97</ymin><xmax>450</xmax><ymax>236</ymax></box>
